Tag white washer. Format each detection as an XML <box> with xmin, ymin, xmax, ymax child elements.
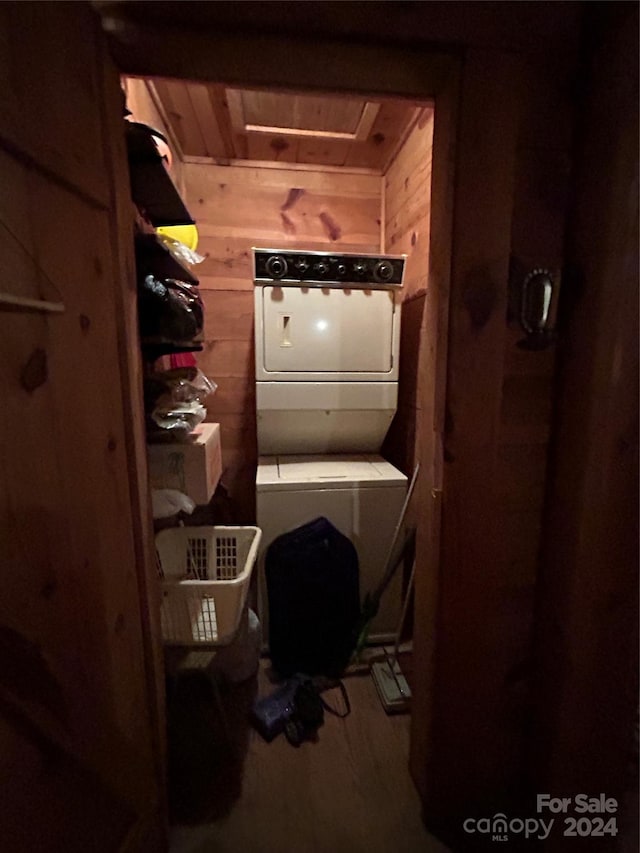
<box><xmin>256</xmin><ymin>454</ymin><xmax>407</xmax><ymax>643</ymax></box>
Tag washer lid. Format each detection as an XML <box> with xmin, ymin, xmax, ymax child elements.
<box><xmin>256</xmin><ymin>454</ymin><xmax>407</xmax><ymax>491</ymax></box>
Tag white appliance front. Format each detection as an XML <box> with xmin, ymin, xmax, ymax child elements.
<box><xmin>255</xmin><ymin>285</ymin><xmax>401</xmax><ymax>453</ymax></box>
<box><xmin>256</xmin><ymin>381</ymin><xmax>397</xmax><ymax>454</ymax></box>
<box><xmin>255</xmin><ymin>285</ymin><xmax>399</xmax><ymax>382</ymax></box>
<box><xmin>256</xmin><ymin>455</ymin><xmax>408</xmax><ymax>645</ymax></box>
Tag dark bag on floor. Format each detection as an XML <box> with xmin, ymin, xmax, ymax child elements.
<box><xmin>252</xmin><ymin>674</ymin><xmax>351</xmax><ymax>745</ymax></box>
<box><xmin>266</xmin><ymin>517</ymin><xmax>360</xmax><ymax>678</ymax></box>
<box><xmin>284</xmin><ymin>678</ymin><xmax>351</xmax><ymax>747</ymax></box>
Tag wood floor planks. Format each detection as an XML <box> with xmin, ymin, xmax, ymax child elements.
<box><xmin>169</xmin><ymin>662</ymin><xmax>449</xmax><ymax>853</ymax></box>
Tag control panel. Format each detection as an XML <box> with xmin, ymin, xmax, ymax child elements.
<box><xmin>253</xmin><ymin>248</ymin><xmax>405</xmax><ymax>287</ymax></box>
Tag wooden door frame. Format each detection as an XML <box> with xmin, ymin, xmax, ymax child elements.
<box><xmin>96</xmin><ymin>38</ymin><xmax>169</xmax><ymax>844</ymax></box>
<box><xmin>110</xmin><ymin>22</ymin><xmax>460</xmax><ymax>806</ymax></box>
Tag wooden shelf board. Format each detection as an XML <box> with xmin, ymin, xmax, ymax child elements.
<box><xmin>126</xmin><ymin>123</ymin><xmax>195</xmax><ymax>227</ymax></box>
<box><xmin>135</xmin><ymin>233</ymin><xmax>199</xmax><ymax>285</ymax></box>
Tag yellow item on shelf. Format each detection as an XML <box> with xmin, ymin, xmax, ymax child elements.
<box><xmin>157</xmin><ymin>224</ymin><xmax>199</xmax><ymax>251</ymax></box>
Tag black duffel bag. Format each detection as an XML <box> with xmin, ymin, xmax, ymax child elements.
<box><xmin>266</xmin><ymin>517</ymin><xmax>360</xmax><ymax>678</ymax></box>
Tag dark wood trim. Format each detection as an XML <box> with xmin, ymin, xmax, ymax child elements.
<box><xmin>97</xmin><ymin>31</ymin><xmax>168</xmax><ymax>842</ymax></box>
<box><xmin>409</xmin><ymin>56</ymin><xmax>459</xmax><ymax>807</ymax></box>
<box><xmin>105</xmin><ymin>24</ymin><xmax>458</xmax><ymax>101</ymax></box>
<box><xmin>107</xmin><ymin>23</ymin><xmax>461</xmax><ymax>823</ymax></box>
<box><xmin>417</xmin><ymin>50</ymin><xmax>523</xmax><ymax>831</ymax></box>
<box><xmin>528</xmin><ymin>1</ymin><xmax>639</xmax><ymax>824</ymax></box>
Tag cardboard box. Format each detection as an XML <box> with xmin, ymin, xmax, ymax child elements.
<box><xmin>147</xmin><ymin>423</ymin><xmax>222</xmax><ymax>506</ymax></box>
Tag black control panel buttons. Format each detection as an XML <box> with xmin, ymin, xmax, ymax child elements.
<box><xmin>254</xmin><ymin>249</ymin><xmax>404</xmax><ymax>287</ymax></box>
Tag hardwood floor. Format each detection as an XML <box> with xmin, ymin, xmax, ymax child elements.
<box><xmin>168</xmin><ymin>659</ymin><xmax>448</xmax><ymax>853</ymax></box>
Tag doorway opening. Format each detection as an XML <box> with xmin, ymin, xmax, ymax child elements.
<box><xmin>124</xmin><ymin>74</ymin><xmax>443</xmax><ymax>851</ymax></box>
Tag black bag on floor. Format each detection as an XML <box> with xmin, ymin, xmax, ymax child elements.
<box><xmin>266</xmin><ymin>517</ymin><xmax>360</xmax><ymax>678</ymax></box>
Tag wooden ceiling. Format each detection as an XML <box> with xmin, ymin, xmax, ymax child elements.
<box><xmin>135</xmin><ymin>77</ymin><xmax>423</xmax><ymax>172</ymax></box>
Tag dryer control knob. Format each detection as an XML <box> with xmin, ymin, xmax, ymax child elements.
<box><xmin>314</xmin><ymin>261</ymin><xmax>329</xmax><ymax>275</ymax></box>
<box><xmin>353</xmin><ymin>262</ymin><xmax>367</xmax><ymax>276</ymax></box>
<box><xmin>266</xmin><ymin>255</ymin><xmax>288</xmax><ymax>278</ymax></box>
<box><xmin>374</xmin><ymin>260</ymin><xmax>394</xmax><ymax>283</ymax></box>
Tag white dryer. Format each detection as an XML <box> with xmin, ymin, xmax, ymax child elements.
<box><xmin>253</xmin><ymin>249</ymin><xmax>407</xmax><ymax>643</ymax></box>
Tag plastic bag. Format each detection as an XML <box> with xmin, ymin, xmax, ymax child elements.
<box><xmin>145</xmin><ymin>367</ymin><xmax>216</xmax><ymax>440</ymax></box>
<box><xmin>151</xmin><ymin>489</ymin><xmax>195</xmax><ymax>519</ymax></box>
<box><xmin>138</xmin><ymin>276</ymin><xmax>204</xmax><ymax>343</ymax></box>
<box><xmin>151</xmin><ymin>400</ymin><xmax>206</xmax><ymax>435</ymax></box>
<box><xmin>159</xmin><ymin>368</ymin><xmax>216</xmax><ymax>403</ymax></box>
<box><xmin>145</xmin><ymin>367</ymin><xmax>216</xmax><ymax>407</ymax></box>
<box><xmin>157</xmin><ymin>234</ymin><xmax>205</xmax><ymax>267</ymax></box>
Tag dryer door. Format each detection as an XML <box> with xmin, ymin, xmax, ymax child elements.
<box><xmin>260</xmin><ymin>286</ymin><xmax>395</xmax><ymax>375</ymax></box>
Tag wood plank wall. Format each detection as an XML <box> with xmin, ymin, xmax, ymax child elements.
<box><xmin>493</xmin><ymin>47</ymin><xmax>574</xmax><ymax>712</ymax></box>
<box><xmin>382</xmin><ymin>110</ymin><xmax>434</xmax><ymax>482</ymax></box>
<box><xmin>415</xmin><ymin>46</ymin><xmax>578</xmax><ymax>835</ymax></box>
<box><xmin>183</xmin><ymin>160</ymin><xmax>382</xmax><ymax>521</ymax></box>
<box><xmin>530</xmin><ymin>4</ymin><xmax>639</xmax><ymax>837</ymax></box>
<box><xmin>0</xmin><ymin>5</ymin><xmax>164</xmax><ymax>849</ymax></box>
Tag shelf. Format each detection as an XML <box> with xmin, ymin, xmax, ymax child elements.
<box><xmin>126</xmin><ymin>123</ymin><xmax>195</xmax><ymax>228</ymax></box>
<box><xmin>135</xmin><ymin>233</ymin><xmax>199</xmax><ymax>286</ymax></box>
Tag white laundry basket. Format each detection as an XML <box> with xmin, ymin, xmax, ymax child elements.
<box><xmin>155</xmin><ymin>526</ymin><xmax>262</xmax><ymax>646</ymax></box>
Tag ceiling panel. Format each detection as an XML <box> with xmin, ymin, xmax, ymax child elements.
<box><xmin>188</xmin><ymin>83</ymin><xmax>229</xmax><ymax>157</ymax></box>
<box><xmin>241</xmin><ymin>91</ymin><xmax>366</xmax><ymax>134</ymax></box>
<box><xmin>246</xmin><ymin>133</ymin><xmax>300</xmax><ymax>163</ymax></box>
<box><xmin>296</xmin><ymin>138</ymin><xmax>352</xmax><ymax>167</ymax></box>
<box><xmin>134</xmin><ymin>76</ymin><xmax>426</xmax><ymax>172</ymax></box>
<box><xmin>152</xmin><ymin>79</ymin><xmax>207</xmax><ymax>157</ymax></box>
<box><xmin>344</xmin><ymin>102</ymin><xmax>421</xmax><ymax>170</ymax></box>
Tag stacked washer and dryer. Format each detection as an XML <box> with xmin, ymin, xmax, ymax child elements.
<box><xmin>253</xmin><ymin>248</ymin><xmax>408</xmax><ymax>644</ymax></box>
